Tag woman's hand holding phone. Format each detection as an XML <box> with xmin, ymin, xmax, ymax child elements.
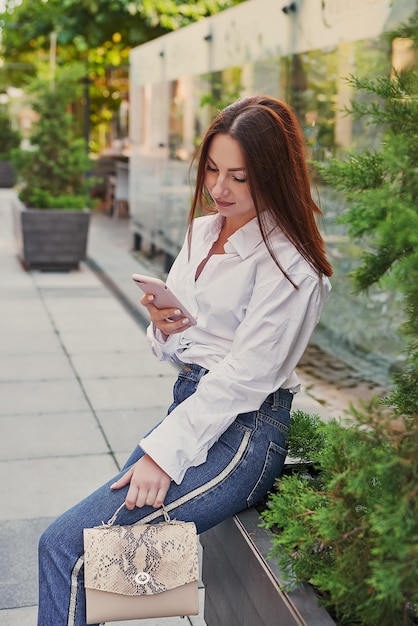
<box><xmin>140</xmin><ymin>293</ymin><xmax>193</xmax><ymax>337</ymax></box>
<box><xmin>132</xmin><ymin>274</ymin><xmax>197</xmax><ymax>336</ymax></box>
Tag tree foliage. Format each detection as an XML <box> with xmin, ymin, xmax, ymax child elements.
<box><xmin>321</xmin><ymin>69</ymin><xmax>418</xmax><ymax>297</ymax></box>
<box><xmin>0</xmin><ymin>0</ymin><xmax>244</xmax><ymax>148</ymax></box>
<box><xmin>1</xmin><ymin>0</ymin><xmax>243</xmax><ymax>58</ymax></box>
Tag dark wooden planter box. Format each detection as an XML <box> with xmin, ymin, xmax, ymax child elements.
<box><xmin>0</xmin><ymin>160</ymin><xmax>16</xmax><ymax>188</ymax></box>
<box><xmin>13</xmin><ymin>199</ymin><xmax>90</xmax><ymax>271</ymax></box>
<box><xmin>201</xmin><ymin>508</ymin><xmax>336</xmax><ymax>626</ymax></box>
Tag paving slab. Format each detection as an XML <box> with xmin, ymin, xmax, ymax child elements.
<box><xmin>0</xmin><ymin>354</ymin><xmax>75</xmax><ymax>382</ymax></box>
<box><xmin>0</xmin><ymin>329</ymin><xmax>63</xmax><ymax>356</ymax></box>
<box><xmin>31</xmin><ymin>267</ymin><xmax>101</xmax><ymax>289</ymax></box>
<box><xmin>57</xmin><ymin>327</ymin><xmax>145</xmax><ymax>355</ymax></box>
<box><xmin>0</xmin><ymin>411</ymin><xmax>109</xmax><ymax>460</ymax></box>
<box><xmin>81</xmin><ymin>375</ymin><xmax>174</xmax><ymax>411</ymax></box>
<box><xmin>0</xmin><ymin>286</ymin><xmax>44</xmax><ymax>301</ymax></box>
<box><xmin>0</xmin><ymin>255</ymin><xmax>30</xmax><ymax>280</ymax></box>
<box><xmin>39</xmin><ymin>295</ymin><xmax>128</xmax><ymax>315</ymax></box>
<box><xmin>0</xmin><ymin>518</ymin><xmax>51</xmax><ymax>609</ymax></box>
<box><xmin>41</xmin><ymin>309</ymin><xmax>139</xmax><ymax>333</ymax></box>
<box><xmin>40</xmin><ymin>286</ymin><xmax>110</xmax><ymax>301</ymax></box>
<box><xmin>69</xmin><ymin>350</ymin><xmax>175</xmax><ymax>379</ymax></box>
<box><xmin>0</xmin><ymin>455</ymin><xmax>118</xmax><ymax>521</ymax></box>
<box><xmin>0</xmin><ymin>380</ymin><xmax>91</xmax><ymax>415</ymax></box>
<box><xmin>96</xmin><ymin>407</ymin><xmax>168</xmax><ymax>454</ymax></box>
<box><xmin>0</xmin><ymin>311</ymin><xmax>52</xmax><ymax>333</ymax></box>
<box><xmin>0</xmin><ymin>606</ymin><xmax>38</xmax><ymax>626</ymax></box>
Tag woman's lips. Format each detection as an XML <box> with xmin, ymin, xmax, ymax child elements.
<box><xmin>215</xmin><ymin>199</ymin><xmax>234</xmax><ymax>208</ymax></box>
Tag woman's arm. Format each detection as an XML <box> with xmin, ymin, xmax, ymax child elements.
<box><xmin>140</xmin><ymin>271</ymin><xmax>330</xmax><ymax>484</ymax></box>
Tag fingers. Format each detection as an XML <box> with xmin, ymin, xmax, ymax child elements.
<box><xmin>154</xmin><ymin>488</ymin><xmax>168</xmax><ymax>509</ymax></box>
<box><xmin>111</xmin><ymin>455</ymin><xmax>171</xmax><ymax>510</ymax></box>
<box><xmin>125</xmin><ymin>481</ymin><xmax>170</xmax><ymax>510</ymax></box>
<box><xmin>140</xmin><ymin>294</ymin><xmax>191</xmax><ymax>335</ymax></box>
<box><xmin>125</xmin><ymin>485</ymin><xmax>164</xmax><ymax>510</ymax></box>
<box><xmin>110</xmin><ymin>467</ymin><xmax>134</xmax><ymax>490</ymax></box>
<box><xmin>125</xmin><ymin>483</ymin><xmax>141</xmax><ymax>510</ymax></box>
<box><xmin>139</xmin><ymin>293</ymin><xmax>154</xmax><ymax>308</ymax></box>
<box><xmin>158</xmin><ymin>316</ymin><xmax>192</xmax><ymax>335</ymax></box>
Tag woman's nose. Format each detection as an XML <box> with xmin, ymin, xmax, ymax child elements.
<box><xmin>212</xmin><ymin>175</ymin><xmax>229</xmax><ymax>197</ymax></box>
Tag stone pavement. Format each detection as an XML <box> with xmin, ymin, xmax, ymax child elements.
<box><xmin>0</xmin><ymin>189</ymin><xmax>343</xmax><ymax>626</ymax></box>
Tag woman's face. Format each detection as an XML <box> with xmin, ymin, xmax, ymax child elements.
<box><xmin>204</xmin><ymin>133</ymin><xmax>256</xmax><ymax>228</ymax></box>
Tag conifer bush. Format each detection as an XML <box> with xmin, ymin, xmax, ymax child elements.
<box><xmin>261</xmin><ymin>9</ymin><xmax>418</xmax><ymax>626</ymax></box>
<box><xmin>11</xmin><ymin>65</ymin><xmax>91</xmax><ymax>209</ymax></box>
<box><xmin>262</xmin><ymin>408</ymin><xmax>418</xmax><ymax>625</ymax></box>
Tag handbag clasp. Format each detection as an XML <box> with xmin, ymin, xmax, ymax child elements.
<box><xmin>135</xmin><ymin>572</ymin><xmax>150</xmax><ymax>585</ymax></box>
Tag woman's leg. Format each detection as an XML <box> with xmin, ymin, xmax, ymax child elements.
<box><xmin>37</xmin><ymin>463</ymin><xmax>147</xmax><ymax>626</ymax></box>
<box><xmin>38</xmin><ymin>364</ymin><xmax>292</xmax><ymax>626</ymax></box>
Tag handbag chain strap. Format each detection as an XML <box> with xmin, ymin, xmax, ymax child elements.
<box><xmin>103</xmin><ymin>502</ymin><xmax>171</xmax><ymax>528</ymax></box>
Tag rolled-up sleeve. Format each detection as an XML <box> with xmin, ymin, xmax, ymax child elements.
<box><xmin>146</xmin><ymin>324</ymin><xmax>182</xmax><ymax>361</ymax></box>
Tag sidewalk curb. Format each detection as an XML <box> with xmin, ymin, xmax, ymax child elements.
<box><xmin>86</xmin><ymin>256</ymin><xmax>150</xmax><ymax>330</ymax></box>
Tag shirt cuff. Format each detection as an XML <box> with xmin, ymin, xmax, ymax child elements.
<box><xmin>139</xmin><ymin>427</ymin><xmax>206</xmax><ymax>485</ymax></box>
<box><xmin>146</xmin><ymin>323</ymin><xmax>180</xmax><ymax>360</ymax></box>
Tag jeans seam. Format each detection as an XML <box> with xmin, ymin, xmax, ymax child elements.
<box><xmin>246</xmin><ymin>440</ymin><xmax>285</xmax><ymax>507</ymax></box>
<box><xmin>257</xmin><ymin>411</ymin><xmax>290</xmax><ymax>433</ymax></box>
<box><xmin>67</xmin><ymin>555</ymin><xmax>84</xmax><ymax>626</ymax></box>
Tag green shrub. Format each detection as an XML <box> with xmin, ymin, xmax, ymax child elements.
<box><xmin>262</xmin><ymin>408</ymin><xmax>418</xmax><ymax>625</ymax></box>
<box><xmin>285</xmin><ymin>409</ymin><xmax>326</xmax><ymax>463</ymax></box>
<box><xmin>20</xmin><ymin>188</ymin><xmax>88</xmax><ymax>210</ymax></box>
<box><xmin>11</xmin><ymin>65</ymin><xmax>91</xmax><ymax>209</ymax></box>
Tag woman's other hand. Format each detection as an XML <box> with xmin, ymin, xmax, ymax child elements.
<box><xmin>110</xmin><ymin>454</ymin><xmax>171</xmax><ymax>509</ymax></box>
<box><xmin>140</xmin><ymin>293</ymin><xmax>192</xmax><ymax>336</ymax></box>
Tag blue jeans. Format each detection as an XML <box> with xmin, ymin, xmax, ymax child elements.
<box><xmin>37</xmin><ymin>363</ymin><xmax>292</xmax><ymax>626</ymax></box>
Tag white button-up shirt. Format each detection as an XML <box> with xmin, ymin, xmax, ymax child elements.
<box><xmin>140</xmin><ymin>214</ymin><xmax>331</xmax><ymax>483</ymax></box>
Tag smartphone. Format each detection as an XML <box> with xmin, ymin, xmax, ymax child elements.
<box><xmin>132</xmin><ymin>274</ymin><xmax>197</xmax><ymax>326</ymax></box>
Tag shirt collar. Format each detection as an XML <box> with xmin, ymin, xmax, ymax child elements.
<box><xmin>203</xmin><ymin>213</ymin><xmax>224</xmax><ymax>245</ymax></box>
<box><xmin>203</xmin><ymin>213</ymin><xmax>280</xmax><ymax>259</ymax></box>
<box><xmin>224</xmin><ymin>217</ymin><xmax>264</xmax><ymax>259</ymax></box>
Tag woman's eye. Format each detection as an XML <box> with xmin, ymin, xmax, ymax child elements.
<box><xmin>233</xmin><ymin>176</ymin><xmax>247</xmax><ymax>184</ymax></box>
<box><xmin>205</xmin><ymin>164</ymin><xmax>218</xmax><ymax>173</ymax></box>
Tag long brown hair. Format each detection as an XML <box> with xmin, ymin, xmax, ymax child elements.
<box><xmin>188</xmin><ymin>95</ymin><xmax>332</xmax><ymax>282</ymax></box>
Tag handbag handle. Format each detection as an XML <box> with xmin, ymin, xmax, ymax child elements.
<box><xmin>104</xmin><ymin>502</ymin><xmax>171</xmax><ymax>527</ymax></box>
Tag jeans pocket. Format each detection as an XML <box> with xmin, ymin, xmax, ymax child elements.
<box><xmin>246</xmin><ymin>440</ymin><xmax>287</xmax><ymax>508</ymax></box>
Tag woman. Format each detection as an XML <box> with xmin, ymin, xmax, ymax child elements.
<box><xmin>38</xmin><ymin>95</ymin><xmax>332</xmax><ymax>626</ymax></box>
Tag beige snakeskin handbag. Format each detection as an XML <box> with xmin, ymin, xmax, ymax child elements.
<box><xmin>83</xmin><ymin>503</ymin><xmax>199</xmax><ymax>624</ymax></box>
